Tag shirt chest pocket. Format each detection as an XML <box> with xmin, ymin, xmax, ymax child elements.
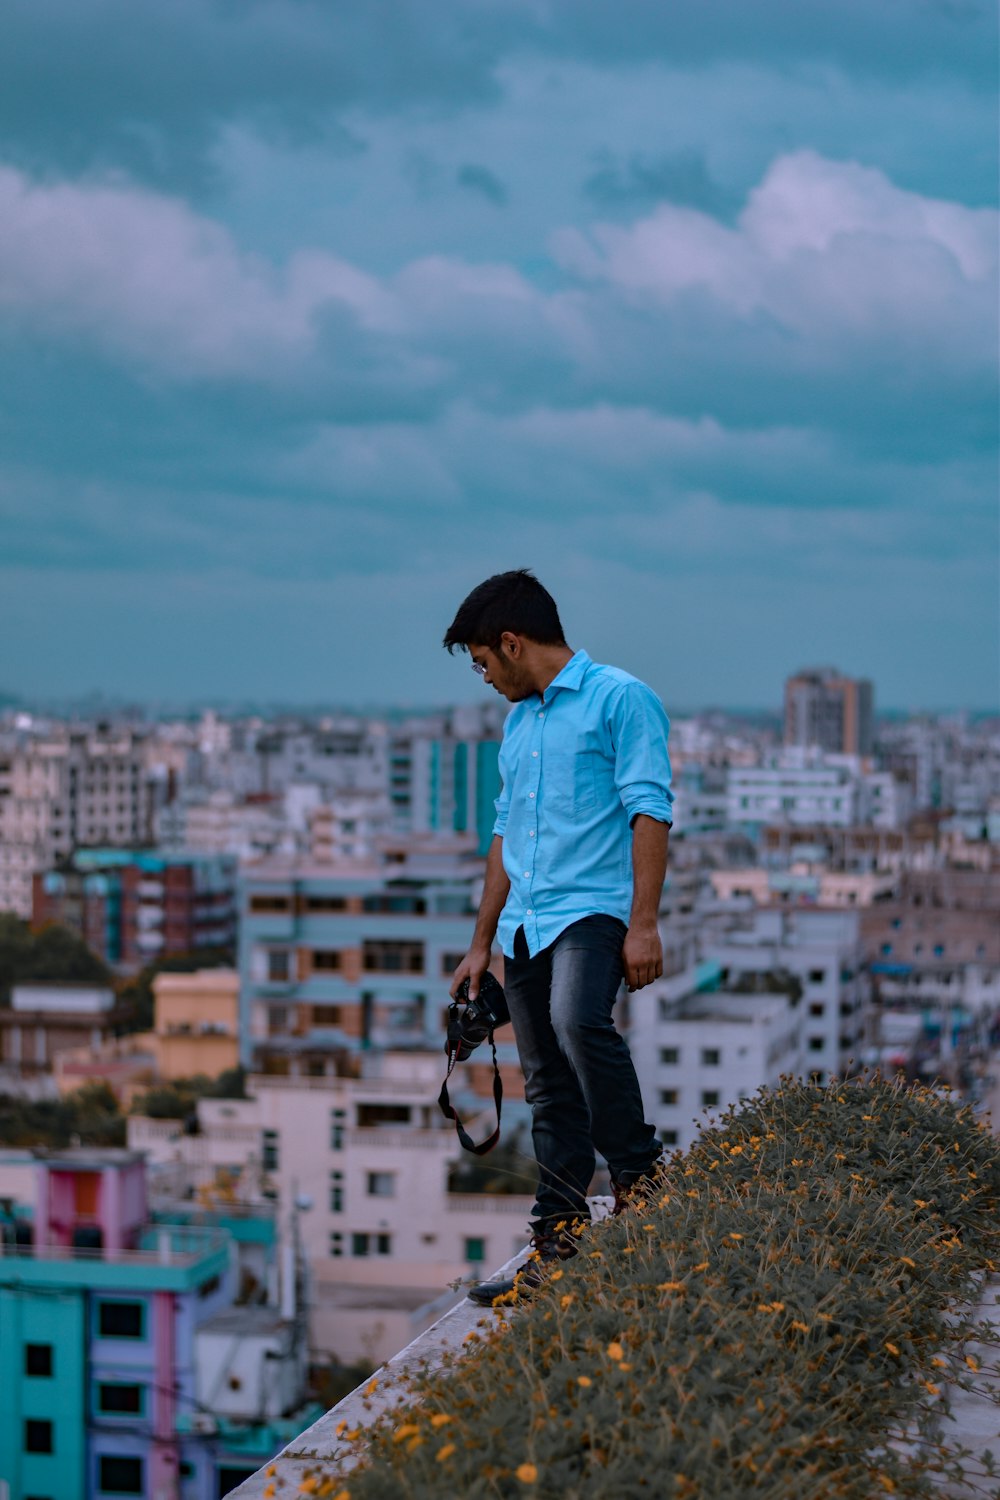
<box><xmin>543</xmin><ymin>737</ymin><xmax>601</xmax><ymax>814</ymax></box>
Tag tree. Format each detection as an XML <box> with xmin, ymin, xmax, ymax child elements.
<box><xmin>0</xmin><ymin>914</ymin><xmax>112</xmax><ymax>1006</ymax></box>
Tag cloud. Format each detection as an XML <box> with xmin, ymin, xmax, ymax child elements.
<box><xmin>456</xmin><ymin>162</ymin><xmax>508</xmax><ymax>206</ymax></box>
<box><xmin>583</xmin><ymin>150</ymin><xmax>734</xmax><ymax>216</ymax></box>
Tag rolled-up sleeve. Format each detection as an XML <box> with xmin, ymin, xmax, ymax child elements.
<box><xmin>609</xmin><ymin>681</ymin><xmax>674</xmax><ymax>827</ymax></box>
<box><xmin>492</xmin><ymin>738</ymin><xmax>511</xmax><ymax>837</ymax></box>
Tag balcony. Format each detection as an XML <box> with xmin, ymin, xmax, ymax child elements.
<box><xmin>0</xmin><ymin>1224</ymin><xmax>230</xmax><ymax>1291</ymax></box>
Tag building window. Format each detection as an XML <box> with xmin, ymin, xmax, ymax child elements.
<box><xmin>250</xmin><ymin>895</ymin><xmax>291</xmax><ymax>914</ymax></box>
<box><xmin>807</xmin><ymin>969</ymin><xmax>826</xmax><ymax>984</ymax></box>
<box><xmin>659</xmin><ymin>1089</ymin><xmax>679</xmax><ymax>1106</ymax></box>
<box><xmin>659</xmin><ymin>1047</ymin><xmax>680</xmax><ymax>1065</ymax></box>
<box><xmin>362</xmin><ymin>940</ymin><xmax>425</xmax><ymax>974</ymax></box>
<box><xmin>357</xmin><ymin>1103</ymin><xmax>411</xmax><ymax>1127</ymax></box>
<box><xmin>311</xmin><ymin>951</ymin><xmax>341</xmax><ymax>972</ymax></box>
<box><xmin>97</xmin><ymin>1383</ymin><xmax>144</xmax><ymax>1416</ymax></box>
<box><xmin>367</xmin><ymin>1172</ymin><xmax>395</xmax><ymax>1198</ymax></box>
<box><xmin>441</xmin><ymin>951</ymin><xmax>467</xmax><ymax>976</ymax></box>
<box><xmin>262</xmin><ymin>1130</ymin><xmax>280</xmax><ymax>1171</ymax></box>
<box><xmin>330</xmin><ymin>1232</ymin><xmax>343</xmax><ymax>1257</ymax></box>
<box><xmin>98</xmin><ymin>1456</ymin><xmax>145</xmax><ymax>1495</ymax></box>
<box><xmin>700</xmin><ymin>1049</ymin><xmax>721</xmax><ymax>1066</ymax></box>
<box><xmin>98</xmin><ymin>1301</ymin><xmax>144</xmax><ymax>1339</ymax></box>
<box><xmin>329</xmin><ymin>1171</ymin><xmax>344</xmax><ymax>1213</ymax></box>
<box><xmin>352</xmin><ymin>1233</ymin><xmax>392</xmax><ymax>1257</ymax></box>
<box><xmin>809</xmin><ymin>1003</ymin><xmax>825</xmax><ymax>1017</ymax></box>
<box><xmin>661</xmin><ymin>1129</ymin><xmax>679</xmax><ymax>1146</ymax></box>
<box><xmin>808</xmin><ymin>1036</ymin><xmax>825</xmax><ymax>1053</ymax></box>
<box><xmin>217</xmin><ymin>1466</ymin><xmax>257</xmax><ymax>1494</ymax></box>
<box><xmin>24</xmin><ymin>1343</ymin><xmax>53</xmax><ymax>1377</ymax></box>
<box><xmin>881</xmin><ymin>943</ymin><xmax>893</xmax><ymax>956</ymax></box>
<box><xmin>330</xmin><ymin>1108</ymin><xmax>347</xmax><ymax>1150</ymax></box>
<box><xmin>303</xmin><ymin>895</ymin><xmax>347</xmax><ymax>913</ymax></box>
<box><xmin>267</xmin><ymin>949</ymin><xmax>291</xmax><ymax>982</ymax></box>
<box><xmin>464</xmin><ymin>1237</ymin><xmax>486</xmax><ymax>1263</ymax></box>
<box><xmin>362</xmin><ymin>894</ymin><xmax>427</xmax><ymax>914</ymax></box>
<box><xmin>701</xmin><ymin>1091</ymin><xmax>720</xmax><ymax>1109</ymax></box>
<box><xmin>312</xmin><ymin>1004</ymin><xmax>342</xmax><ymax>1025</ymax></box>
<box><xmin>24</xmin><ymin>1419</ymin><xmax>53</xmax><ymax>1454</ymax></box>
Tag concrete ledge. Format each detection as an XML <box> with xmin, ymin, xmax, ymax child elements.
<box><xmin>227</xmin><ymin>1246</ymin><xmax>530</xmax><ymax>1498</ymax></box>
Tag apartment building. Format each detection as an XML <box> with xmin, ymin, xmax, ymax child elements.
<box><xmin>34</xmin><ymin>849</ymin><xmax>236</xmax><ymax>972</ymax></box>
<box><xmin>631</xmin><ymin>961</ymin><xmax>803</xmax><ymax>1153</ymax></box>
<box><xmin>238</xmin><ymin>851</ymin><xmax>501</xmax><ymax>1071</ymax></box>
<box><xmin>0</xmin><ymin>728</ymin><xmax>155</xmax><ymax>918</ymax></box>
<box><xmin>130</xmin><ymin>1054</ymin><xmax>536</xmax><ymax>1366</ymax></box>
<box><xmin>784</xmin><ymin>669</ymin><xmax>874</xmax><ymax>756</ymax></box>
<box><xmin>0</xmin><ymin>983</ymin><xmax>131</xmax><ymax>1078</ymax></box>
<box><xmin>0</xmin><ymin>1149</ymin><xmax>317</xmax><ymax>1500</ymax></box>
<box><xmin>863</xmin><ymin>868</ymin><xmax>1000</xmax><ymax>1017</ymax></box>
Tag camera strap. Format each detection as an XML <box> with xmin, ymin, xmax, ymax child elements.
<box><xmin>438</xmin><ymin>1032</ymin><xmax>503</xmax><ymax>1155</ymax></box>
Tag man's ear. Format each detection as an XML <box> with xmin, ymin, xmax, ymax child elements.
<box><xmin>501</xmin><ymin>631</ymin><xmax>521</xmax><ymax>658</ymax></box>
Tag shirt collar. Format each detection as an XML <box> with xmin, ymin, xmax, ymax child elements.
<box><xmin>541</xmin><ymin>649</ymin><xmax>591</xmax><ymax>702</ymax></box>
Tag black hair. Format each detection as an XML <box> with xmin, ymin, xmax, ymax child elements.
<box><xmin>442</xmin><ymin>569</ymin><xmax>567</xmax><ymax>653</ymax></box>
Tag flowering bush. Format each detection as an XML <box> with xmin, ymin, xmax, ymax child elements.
<box><xmin>301</xmin><ymin>1078</ymin><xmax>1000</xmax><ymax>1499</ymax></box>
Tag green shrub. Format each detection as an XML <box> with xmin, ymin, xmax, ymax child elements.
<box><xmin>302</xmin><ymin>1077</ymin><xmax>1000</xmax><ymax>1500</ymax></box>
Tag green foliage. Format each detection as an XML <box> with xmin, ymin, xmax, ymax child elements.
<box><xmin>130</xmin><ymin>1066</ymin><xmax>247</xmax><ymax>1119</ymax></box>
<box><xmin>0</xmin><ymin>913</ymin><xmax>112</xmax><ymax>1005</ymax></box>
<box><xmin>0</xmin><ymin>1082</ymin><xmax>125</xmax><ymax>1148</ymax></box>
<box><xmin>307</xmin><ymin>1078</ymin><xmax>1000</xmax><ymax>1500</ymax></box>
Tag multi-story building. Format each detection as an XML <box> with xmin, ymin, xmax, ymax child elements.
<box><xmin>0</xmin><ymin>728</ymin><xmax>155</xmax><ymax>918</ymax></box>
<box><xmin>34</xmin><ymin>849</ymin><xmax>236</xmax><ymax>972</ymax></box>
<box><xmin>784</xmin><ymin>669</ymin><xmax>874</xmax><ymax>756</ymax></box>
<box><xmin>238</xmin><ymin>851</ymin><xmax>500</xmax><ymax>1071</ymax></box>
<box><xmin>0</xmin><ymin>983</ymin><xmax>131</xmax><ymax>1079</ymax></box>
<box><xmin>727</xmin><ymin>754</ymin><xmax>860</xmax><ymax>830</ymax></box>
<box><xmin>0</xmin><ymin>1148</ymin><xmax>318</xmax><ymax>1500</ymax></box>
<box><xmin>630</xmin><ymin>961</ymin><xmax>804</xmax><ymax>1152</ymax></box>
<box><xmin>703</xmin><ymin>908</ymin><xmax>870</xmax><ymax>1085</ymax></box>
<box><xmin>863</xmin><ymin>869</ymin><xmax>1000</xmax><ymax>1019</ymax></box>
<box><xmin>130</xmin><ymin>1054</ymin><xmax>536</xmax><ymax>1366</ymax></box>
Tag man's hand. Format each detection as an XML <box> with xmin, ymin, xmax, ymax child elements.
<box><xmin>622</xmin><ymin>921</ymin><xmax>663</xmax><ymax>992</ymax></box>
<box><xmin>450</xmin><ymin>943</ymin><xmax>493</xmax><ymax>1003</ymax></box>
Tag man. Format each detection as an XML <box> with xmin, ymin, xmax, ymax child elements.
<box><xmin>443</xmin><ymin>569</ymin><xmax>673</xmax><ymax>1304</ymax></box>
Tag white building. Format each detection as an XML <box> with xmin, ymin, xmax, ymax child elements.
<box><xmin>630</xmin><ymin>962</ymin><xmax>803</xmax><ymax>1152</ymax></box>
<box><xmin>129</xmin><ymin>1053</ymin><xmax>535</xmax><ymax>1365</ymax></box>
<box><xmin>727</xmin><ymin>755</ymin><xmax>860</xmax><ymax>829</ymax></box>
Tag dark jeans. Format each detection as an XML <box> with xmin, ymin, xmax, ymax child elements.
<box><xmin>505</xmin><ymin>914</ymin><xmax>661</xmax><ymax>1228</ymax></box>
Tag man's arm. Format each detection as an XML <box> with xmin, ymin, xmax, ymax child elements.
<box><xmin>450</xmin><ymin>834</ymin><xmax>510</xmax><ymax>1002</ymax></box>
<box><xmin>622</xmin><ymin>814</ymin><xmax>669</xmax><ymax>991</ymax></box>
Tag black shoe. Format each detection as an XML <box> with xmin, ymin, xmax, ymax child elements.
<box><xmin>467</xmin><ymin>1223</ymin><xmax>580</xmax><ymax>1307</ymax></box>
<box><xmin>611</xmin><ymin>1161</ymin><xmax>664</xmax><ymax>1216</ymax></box>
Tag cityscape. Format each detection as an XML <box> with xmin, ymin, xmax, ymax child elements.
<box><xmin>0</xmin><ymin>670</ymin><xmax>998</xmax><ymax>1496</ymax></box>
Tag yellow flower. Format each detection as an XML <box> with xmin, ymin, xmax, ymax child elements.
<box><xmin>267</xmin><ymin>1468</ymin><xmax>278</xmax><ymax>1478</ymax></box>
<box><xmin>727</xmin><ymin>1232</ymin><xmax>743</xmax><ymax>1241</ymax></box>
<box><xmin>436</xmin><ymin>1444</ymin><xmax>456</xmax><ymax>1463</ymax></box>
<box><xmin>298</xmin><ymin>1482</ymin><xmax>318</xmax><ymax>1496</ymax></box>
<box><xmin>364</xmin><ymin>1377</ymin><xmax>378</xmax><ymax>1396</ymax></box>
<box><xmin>332</xmin><ymin>1492</ymin><xmax>351</xmax><ymax>1500</ymax></box>
<box><xmin>658</xmin><ymin>1280</ymin><xmax>686</xmax><ymax>1292</ymax></box>
<box><xmin>578</xmin><ymin>1375</ymin><xmax>592</xmax><ymax>1387</ymax></box>
<box><xmin>619</xmin><ymin>1362</ymin><xmax>633</xmax><ymax>1371</ymax></box>
<box><xmin>791</xmin><ymin>1320</ymin><xmax>809</xmax><ymax>1334</ymax></box>
<box><xmin>607</xmin><ymin>1342</ymin><xmax>625</xmax><ymax>1361</ymax></box>
<box><xmin>884</xmin><ymin>1342</ymin><xmax>900</xmax><ymax>1356</ymax></box>
<box><xmin>899</xmin><ymin>1256</ymin><xmax>916</xmax><ymax>1268</ymax></box>
<box><xmin>692</xmin><ymin>1260</ymin><xmax>709</xmax><ymax>1272</ymax></box>
<box><xmin>642</xmin><ymin>1223</ymin><xmax>656</xmax><ymax>1231</ymax></box>
<box><xmin>264</xmin><ymin>1487</ymin><xmax>275</xmax><ymax>1499</ymax></box>
<box><xmin>932</xmin><ymin>1356</ymin><xmax>948</xmax><ymax>1368</ymax></box>
<box><xmin>549</xmin><ymin>1269</ymin><xmax>564</xmax><ymax>1281</ymax></box>
<box><xmin>878</xmin><ymin>1474</ymin><xmax>895</xmax><ymax>1492</ymax></box>
<box><xmin>516</xmin><ymin>1463</ymin><xmax>538</xmax><ymax>1483</ymax></box>
<box><xmin>924</xmin><ymin>1381</ymin><xmax>941</xmax><ymax>1396</ymax></box>
<box><xmin>430</xmin><ymin>1413</ymin><xmax>452</xmax><ymax>1428</ymax></box>
<box><xmin>560</xmin><ymin>1294</ymin><xmax>574</xmax><ymax>1308</ymax></box>
<box><xmin>965</xmin><ymin>1355</ymin><xmax>979</xmax><ymax>1372</ymax></box>
<box><xmin>393</xmin><ymin>1424</ymin><xmax>420</xmax><ymax>1443</ymax></box>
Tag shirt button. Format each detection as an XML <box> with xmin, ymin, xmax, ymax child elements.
<box><xmin>532</xmin><ymin>751</ymin><xmax>538</xmax><ymax>758</ymax></box>
<box><xmin>526</xmin><ymin>909</ymin><xmax>533</xmax><ymax>916</ymax></box>
<box><xmin>528</xmin><ymin>791</ymin><xmax>535</xmax><ymax>798</ymax></box>
<box><xmin>529</xmin><ymin>830</ymin><xmax>536</xmax><ymax>838</ymax></box>
<box><xmin>523</xmin><ymin>871</ymin><xmax>530</xmax><ymax>878</ymax></box>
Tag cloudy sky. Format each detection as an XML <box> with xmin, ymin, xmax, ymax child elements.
<box><xmin>1</xmin><ymin>1</ymin><xmax>996</xmax><ymax>712</ymax></box>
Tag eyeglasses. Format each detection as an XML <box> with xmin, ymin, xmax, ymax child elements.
<box><xmin>471</xmin><ymin>661</ymin><xmax>487</xmax><ymax>677</ymax></box>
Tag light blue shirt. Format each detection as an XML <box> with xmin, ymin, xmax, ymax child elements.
<box><xmin>493</xmin><ymin>650</ymin><xmax>673</xmax><ymax>958</ymax></box>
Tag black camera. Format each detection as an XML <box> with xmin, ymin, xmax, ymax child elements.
<box><xmin>445</xmin><ymin>972</ymin><xmax>510</xmax><ymax>1061</ymax></box>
